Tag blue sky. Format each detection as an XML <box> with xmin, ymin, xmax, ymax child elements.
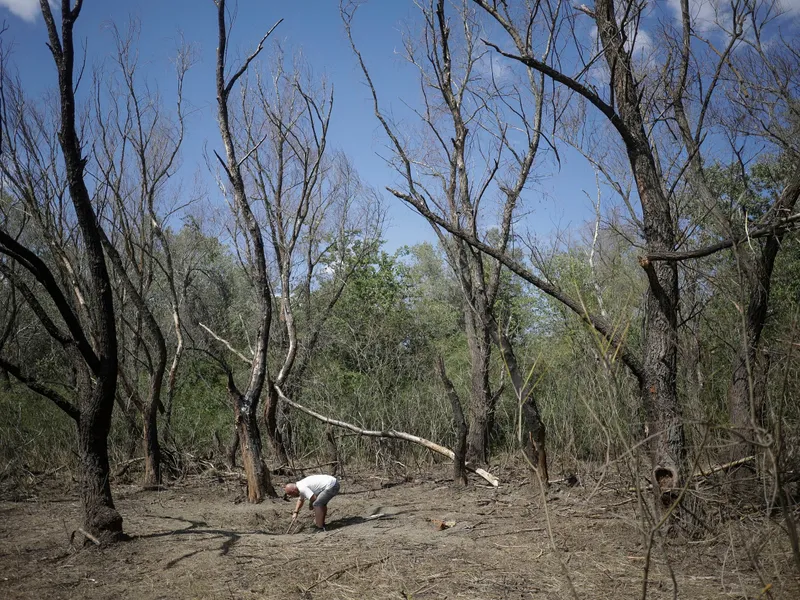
<box><xmin>0</xmin><ymin>0</ymin><xmax>646</xmax><ymax>253</ymax></box>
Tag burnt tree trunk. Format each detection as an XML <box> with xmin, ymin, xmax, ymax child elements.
<box><xmin>99</xmin><ymin>237</ymin><xmax>167</xmax><ymax>490</ymax></box>
<box><xmin>437</xmin><ymin>358</ymin><xmax>468</xmax><ymax>485</ymax></box>
<box><xmin>235</xmin><ymin>396</ymin><xmax>275</xmax><ymax>502</ymax></box>
<box><xmin>214</xmin><ymin>0</ymin><xmax>281</xmax><ymax>502</ymax></box>
<box><xmin>42</xmin><ymin>0</ymin><xmax>122</xmax><ymax>541</ymax></box>
<box><xmin>78</xmin><ymin>403</ymin><xmax>123</xmax><ymax>542</ymax></box>
<box><xmin>142</xmin><ymin>400</ymin><xmax>161</xmax><ymax>489</ymax></box>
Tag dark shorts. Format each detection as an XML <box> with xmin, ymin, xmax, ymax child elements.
<box><xmin>312</xmin><ymin>479</ymin><xmax>340</xmax><ymax>507</ymax></box>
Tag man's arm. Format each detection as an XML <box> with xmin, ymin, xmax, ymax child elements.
<box><xmin>292</xmin><ymin>497</ymin><xmax>304</xmax><ymax>518</ymax></box>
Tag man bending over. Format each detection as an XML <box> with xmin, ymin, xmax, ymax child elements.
<box><xmin>284</xmin><ymin>474</ymin><xmax>340</xmax><ymax>532</ymax></box>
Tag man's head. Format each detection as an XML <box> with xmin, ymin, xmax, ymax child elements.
<box><xmin>284</xmin><ymin>483</ymin><xmax>299</xmax><ymax>499</ymax></box>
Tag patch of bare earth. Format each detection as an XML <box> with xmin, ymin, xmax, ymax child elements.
<box><xmin>1</xmin><ymin>466</ymin><xmax>797</xmax><ymax>599</ymax></box>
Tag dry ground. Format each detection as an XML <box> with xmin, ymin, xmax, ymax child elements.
<box><xmin>1</xmin><ymin>464</ymin><xmax>798</xmax><ymax>599</ymax></box>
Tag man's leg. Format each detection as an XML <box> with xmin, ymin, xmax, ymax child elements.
<box><xmin>313</xmin><ymin>504</ymin><xmax>327</xmax><ymax>528</ymax></box>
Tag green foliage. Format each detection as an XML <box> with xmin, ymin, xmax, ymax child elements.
<box><xmin>0</xmin><ymin>387</ymin><xmax>76</xmax><ymax>476</ymax></box>
<box><xmin>3</xmin><ymin>156</ymin><xmax>799</xmax><ymax>476</ymax></box>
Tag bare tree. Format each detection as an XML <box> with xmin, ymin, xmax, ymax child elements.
<box><xmin>238</xmin><ymin>53</ymin><xmax>331</xmax><ymax>462</ymax></box>
<box><xmin>91</xmin><ymin>20</ymin><xmax>193</xmax><ymax>488</ymax></box>
<box><xmin>436</xmin><ymin>0</ymin><xmax>800</xmax><ymax>500</ymax></box>
<box><xmin>344</xmin><ymin>0</ymin><xmax>549</xmax><ymax>467</ymax></box>
<box><xmin>212</xmin><ymin>0</ymin><xmax>281</xmax><ymax>501</ymax></box>
<box><xmin>0</xmin><ymin>0</ymin><xmax>122</xmax><ymax>542</ymax></box>
<box><xmin>717</xmin><ymin>9</ymin><xmax>800</xmax><ymax>463</ymax></box>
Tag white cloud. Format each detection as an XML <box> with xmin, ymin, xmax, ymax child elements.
<box><xmin>667</xmin><ymin>0</ymin><xmax>800</xmax><ymax>32</ymax></box>
<box><xmin>666</xmin><ymin>0</ymin><xmax>726</xmax><ymax>33</ymax></box>
<box><xmin>0</xmin><ymin>0</ymin><xmax>40</xmax><ymax>22</ymax></box>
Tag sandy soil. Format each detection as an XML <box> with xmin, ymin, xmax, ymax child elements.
<box><xmin>1</xmin><ymin>465</ymin><xmax>798</xmax><ymax>599</ymax></box>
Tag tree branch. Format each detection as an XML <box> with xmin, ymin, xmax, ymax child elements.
<box><xmin>275</xmin><ymin>385</ymin><xmax>500</xmax><ymax>487</ymax></box>
<box><xmin>0</xmin><ymin>356</ymin><xmax>80</xmax><ymax>422</ymax></box>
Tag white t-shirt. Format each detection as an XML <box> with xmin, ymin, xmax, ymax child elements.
<box><xmin>296</xmin><ymin>474</ymin><xmax>338</xmax><ymax>500</ymax></box>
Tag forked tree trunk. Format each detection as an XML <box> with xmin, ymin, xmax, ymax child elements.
<box><xmin>214</xmin><ymin>1</ymin><xmax>279</xmax><ymax>504</ymax></box>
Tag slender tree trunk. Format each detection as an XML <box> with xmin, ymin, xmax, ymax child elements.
<box><xmin>491</xmin><ymin>323</ymin><xmax>549</xmax><ymax>486</ymax></box>
<box><xmin>728</xmin><ymin>178</ymin><xmax>799</xmax><ymax>463</ymax></box>
<box><xmin>326</xmin><ymin>425</ymin><xmax>340</xmax><ymax>476</ymax></box>
<box><xmin>163</xmin><ymin>322</ymin><xmax>184</xmax><ymax>438</ymax></box>
<box><xmin>464</xmin><ymin>312</ymin><xmax>493</xmax><ymax>464</ymax></box>
<box><xmin>728</xmin><ymin>251</ymin><xmax>778</xmax><ymax>462</ymax></box>
<box><xmin>437</xmin><ymin>358</ymin><xmax>468</xmax><ymax>485</ymax></box>
<box><xmin>265</xmin><ymin>383</ymin><xmax>289</xmax><ymax>464</ymax></box>
<box><xmin>226</xmin><ymin>426</ymin><xmax>239</xmax><ymax>469</ymax></box>
<box><xmin>521</xmin><ymin>398</ymin><xmax>548</xmax><ymax>485</ymax></box>
<box><xmin>142</xmin><ymin>401</ymin><xmax>161</xmax><ymax>489</ymax></box>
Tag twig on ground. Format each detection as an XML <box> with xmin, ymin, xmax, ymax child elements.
<box><xmin>77</xmin><ymin>528</ymin><xmax>101</xmax><ymax>546</ymax></box>
<box><xmin>298</xmin><ymin>554</ymin><xmax>390</xmax><ymax>594</ymax></box>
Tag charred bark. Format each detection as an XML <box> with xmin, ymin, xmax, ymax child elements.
<box><xmin>235</xmin><ymin>398</ymin><xmax>275</xmax><ymax>502</ymax></box>
<box><xmin>42</xmin><ymin>0</ymin><xmax>122</xmax><ymax>541</ymax></box>
<box><xmin>142</xmin><ymin>404</ymin><xmax>161</xmax><ymax>490</ymax></box>
<box><xmin>78</xmin><ymin>408</ymin><xmax>123</xmax><ymax>543</ymax></box>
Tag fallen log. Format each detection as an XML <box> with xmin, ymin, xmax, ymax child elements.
<box><xmin>274</xmin><ymin>386</ymin><xmax>500</xmax><ymax>487</ymax></box>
